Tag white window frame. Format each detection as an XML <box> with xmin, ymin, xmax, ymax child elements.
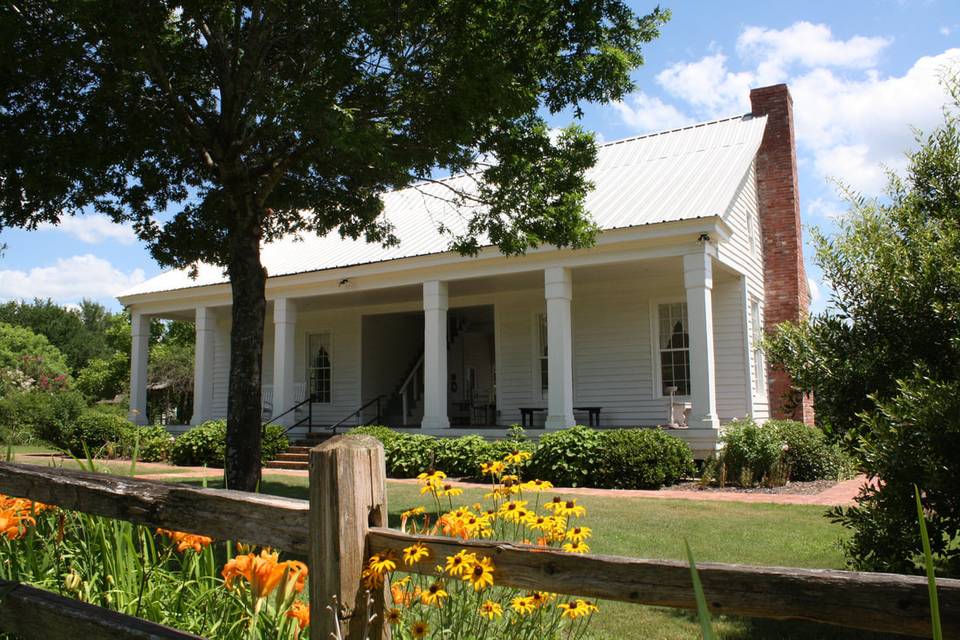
<box><xmin>532</xmin><ymin>311</ymin><xmax>549</xmax><ymax>401</ymax></box>
<box><xmin>650</xmin><ymin>297</ymin><xmax>691</xmax><ymax>399</ymax></box>
<box><xmin>750</xmin><ymin>299</ymin><xmax>765</xmax><ymax>395</ymax></box>
<box><xmin>307</xmin><ymin>331</ymin><xmax>334</xmax><ymax>405</ymax></box>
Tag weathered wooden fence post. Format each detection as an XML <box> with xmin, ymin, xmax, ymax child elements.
<box><xmin>309</xmin><ymin>435</ymin><xmax>388</xmax><ymax>640</ymax></box>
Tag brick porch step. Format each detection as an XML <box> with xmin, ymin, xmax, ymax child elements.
<box><xmin>263</xmin><ymin>459</ymin><xmax>308</xmax><ymax>470</ymax></box>
<box><xmin>285</xmin><ymin>446</ymin><xmax>311</xmax><ymax>454</ymax></box>
<box><xmin>274</xmin><ymin>452</ymin><xmax>308</xmax><ymax>462</ymax></box>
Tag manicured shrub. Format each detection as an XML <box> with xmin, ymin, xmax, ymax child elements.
<box><xmin>121</xmin><ymin>425</ymin><xmax>174</xmax><ymax>463</ymax></box>
<box><xmin>767</xmin><ymin>420</ymin><xmax>856</xmax><ymax>482</ymax></box>
<box><xmin>261</xmin><ymin>424</ymin><xmax>290</xmax><ymax>461</ymax></box>
<box><xmin>0</xmin><ymin>390</ymin><xmax>87</xmax><ymax>446</ymax></box>
<box><xmin>431</xmin><ymin>435</ymin><xmax>490</xmax><ymax>478</ymax></box>
<box><xmin>383</xmin><ymin>434</ymin><xmax>435</xmax><ymax>478</ymax></box>
<box><xmin>529</xmin><ymin>425</ymin><xmax>604</xmax><ymax>488</ymax></box>
<box><xmin>170</xmin><ymin>420</ymin><xmax>226</xmax><ymax>467</ymax></box>
<box><xmin>347</xmin><ymin>425</ymin><xmax>402</xmax><ymax>445</ymax></box>
<box><xmin>597</xmin><ymin>428</ymin><xmax>694</xmax><ymax>489</ymax></box>
<box><xmin>63</xmin><ymin>411</ymin><xmax>134</xmax><ymax>457</ymax></box>
<box><xmin>170</xmin><ymin>420</ymin><xmax>288</xmax><ymax>467</ymax></box>
<box><xmin>717</xmin><ymin>418</ymin><xmax>784</xmax><ymax>487</ymax></box>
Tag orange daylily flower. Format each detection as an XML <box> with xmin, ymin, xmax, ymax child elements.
<box><xmin>286</xmin><ymin>600</ymin><xmax>310</xmax><ymax>631</ymax></box>
<box><xmin>156</xmin><ymin>528</ymin><xmax>213</xmax><ymax>553</ymax></box>
<box><xmin>221</xmin><ymin>549</ymin><xmax>308</xmax><ymax>600</ymax></box>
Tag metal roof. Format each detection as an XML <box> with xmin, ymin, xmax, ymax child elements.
<box><xmin>119</xmin><ymin>113</ymin><xmax>767</xmax><ymax>299</ymax></box>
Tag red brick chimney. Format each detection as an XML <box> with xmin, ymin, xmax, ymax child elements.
<box><xmin>749</xmin><ymin>84</ymin><xmax>815</xmax><ymax>426</ymax></box>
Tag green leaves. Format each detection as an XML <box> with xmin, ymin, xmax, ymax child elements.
<box><xmin>767</xmin><ymin>72</ymin><xmax>960</xmax><ymax>576</ymax></box>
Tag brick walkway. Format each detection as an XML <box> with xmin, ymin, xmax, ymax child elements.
<box><xmin>133</xmin><ymin>464</ymin><xmax>869</xmax><ymax>507</ymax></box>
<box><xmin>386</xmin><ymin>475</ymin><xmax>869</xmax><ymax>506</ymax></box>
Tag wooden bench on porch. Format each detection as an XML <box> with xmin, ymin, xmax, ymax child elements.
<box><xmin>519</xmin><ymin>406</ymin><xmax>602</xmax><ymax>428</ymax></box>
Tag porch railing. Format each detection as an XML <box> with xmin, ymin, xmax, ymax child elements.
<box><xmin>262</xmin><ymin>395</ymin><xmax>313</xmax><ymax>437</ymax></box>
<box><xmin>399</xmin><ymin>353</ymin><xmax>424</xmax><ymax>425</ymax></box>
<box><xmin>327</xmin><ymin>395</ymin><xmax>386</xmax><ymax>434</ymax></box>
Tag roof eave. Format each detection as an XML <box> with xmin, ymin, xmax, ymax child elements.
<box><xmin>117</xmin><ymin>216</ymin><xmax>729</xmax><ymax>308</ymax></box>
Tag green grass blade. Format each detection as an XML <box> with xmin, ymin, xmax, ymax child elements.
<box><xmin>915</xmin><ymin>485</ymin><xmax>943</xmax><ymax>640</ymax></box>
<box><xmin>685</xmin><ymin>539</ymin><xmax>716</xmax><ymax>640</ymax></box>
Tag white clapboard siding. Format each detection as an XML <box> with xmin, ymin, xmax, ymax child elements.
<box><xmin>716</xmin><ymin>162</ymin><xmax>769</xmax><ymax>420</ymax></box>
<box><xmin>210</xmin><ymin>316</ymin><xmax>231</xmax><ymax>419</ymax></box>
<box><xmin>494</xmin><ymin>291</ymin><xmax>540</xmax><ymax>426</ymax></box>
<box><xmin>712</xmin><ymin>274</ymin><xmax>748</xmax><ymax>421</ymax></box>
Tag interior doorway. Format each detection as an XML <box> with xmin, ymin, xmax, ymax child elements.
<box><xmin>447</xmin><ymin>305</ymin><xmax>496</xmax><ymax>426</ymax></box>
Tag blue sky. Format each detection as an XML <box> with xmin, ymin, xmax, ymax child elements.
<box><xmin>1</xmin><ymin>0</ymin><xmax>958</xmax><ymax>311</ymax></box>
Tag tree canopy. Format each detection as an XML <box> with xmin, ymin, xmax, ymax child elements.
<box><xmin>1</xmin><ymin>1</ymin><xmax>668</xmax><ymax>490</ymax></box>
<box><xmin>0</xmin><ymin>322</ymin><xmax>71</xmax><ymax>392</ymax></box>
<box><xmin>0</xmin><ymin>299</ymin><xmax>116</xmax><ymax>372</ymax></box>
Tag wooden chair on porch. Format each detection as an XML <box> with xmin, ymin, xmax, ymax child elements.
<box><xmin>470</xmin><ymin>390</ymin><xmax>493</xmax><ymax>426</ymax></box>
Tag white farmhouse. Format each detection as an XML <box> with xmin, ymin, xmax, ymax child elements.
<box><xmin>118</xmin><ymin>84</ymin><xmax>813</xmax><ymax>458</ymax></box>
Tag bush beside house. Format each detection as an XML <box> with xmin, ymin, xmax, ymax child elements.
<box><xmin>170</xmin><ymin>420</ymin><xmax>288</xmax><ymax>468</ymax></box>
<box><xmin>706</xmin><ymin>418</ymin><xmax>856</xmax><ymax>487</ymax></box>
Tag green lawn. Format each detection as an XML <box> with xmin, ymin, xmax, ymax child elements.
<box><xmin>173</xmin><ymin>474</ymin><xmax>905</xmax><ymax>640</ymax></box>
<box><xmin>2</xmin><ymin>445</ymin><xmax>189</xmax><ymax>475</ymax></box>
<box><xmin>2</xmin><ymin>444</ymin><xmax>59</xmax><ymax>459</ymax></box>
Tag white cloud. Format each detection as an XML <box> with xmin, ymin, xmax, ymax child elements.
<box><xmin>38</xmin><ymin>214</ymin><xmax>137</xmax><ymax>245</ymax></box>
<box><xmin>791</xmin><ymin>52</ymin><xmax>956</xmax><ymax>193</ymax></box>
<box><xmin>612</xmin><ymin>91</ymin><xmax>694</xmax><ymax>133</ymax></box>
<box><xmin>737</xmin><ymin>22</ymin><xmax>891</xmax><ymax>79</ymax></box>
<box><xmin>807</xmin><ymin>276</ymin><xmax>823</xmax><ymax>306</ymax></box>
<box><xmin>0</xmin><ymin>254</ymin><xmax>145</xmax><ymax>303</ymax></box>
<box><xmin>615</xmin><ymin>18</ymin><xmax>958</xmax><ymax>196</ymax></box>
<box><xmin>807</xmin><ymin>196</ymin><xmax>848</xmax><ymax>220</ymax></box>
<box><xmin>655</xmin><ymin>53</ymin><xmax>754</xmax><ymax>114</ymax></box>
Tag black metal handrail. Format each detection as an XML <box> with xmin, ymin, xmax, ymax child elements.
<box><xmin>327</xmin><ymin>395</ymin><xmax>386</xmax><ymax>435</ymax></box>
<box><xmin>262</xmin><ymin>395</ymin><xmax>313</xmax><ymax>438</ymax></box>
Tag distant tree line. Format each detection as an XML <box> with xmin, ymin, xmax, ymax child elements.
<box><xmin>0</xmin><ymin>299</ymin><xmax>195</xmax><ymax>422</ymax></box>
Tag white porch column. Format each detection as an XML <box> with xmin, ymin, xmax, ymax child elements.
<box><xmin>272</xmin><ymin>298</ymin><xmax>298</xmax><ymax>427</ymax></box>
<box><xmin>191</xmin><ymin>307</ymin><xmax>216</xmax><ymax>425</ymax></box>
<box><xmin>544</xmin><ymin>267</ymin><xmax>575</xmax><ymax>429</ymax></box>
<box><xmin>683</xmin><ymin>252</ymin><xmax>719</xmax><ymax>430</ymax></box>
<box><xmin>422</xmin><ymin>280</ymin><xmax>450</xmax><ymax>429</ymax></box>
<box><xmin>128</xmin><ymin>311</ymin><xmax>150</xmax><ymax>425</ymax></box>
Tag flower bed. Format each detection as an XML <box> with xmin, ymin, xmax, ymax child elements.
<box><xmin>1</xmin><ymin>448</ymin><xmax>602</xmax><ymax>639</ymax></box>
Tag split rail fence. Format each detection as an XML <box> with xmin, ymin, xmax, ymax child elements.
<box><xmin>0</xmin><ymin>434</ymin><xmax>958</xmax><ymax>639</ymax></box>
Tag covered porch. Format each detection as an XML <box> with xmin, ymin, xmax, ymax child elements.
<box><xmin>126</xmin><ymin>240</ymin><xmax>757</xmax><ymax>457</ymax></box>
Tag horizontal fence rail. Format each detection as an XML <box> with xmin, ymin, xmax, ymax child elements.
<box><xmin>3</xmin><ymin>443</ymin><xmax>960</xmax><ymax>639</ymax></box>
<box><xmin>0</xmin><ymin>579</ymin><xmax>202</xmax><ymax>640</ymax></box>
<box><xmin>369</xmin><ymin>524</ymin><xmax>960</xmax><ymax>637</ymax></box>
<box><xmin>0</xmin><ymin>462</ymin><xmax>309</xmax><ymax>554</ymax></box>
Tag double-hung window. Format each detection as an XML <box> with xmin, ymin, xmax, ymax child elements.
<box><xmin>657</xmin><ymin>302</ymin><xmax>690</xmax><ymax>396</ymax></box>
<box><xmin>308</xmin><ymin>332</ymin><xmax>332</xmax><ymax>403</ymax></box>
<box><xmin>751</xmin><ymin>300</ymin><xmax>765</xmax><ymax>394</ymax></box>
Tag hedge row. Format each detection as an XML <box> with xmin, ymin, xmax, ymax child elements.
<box><xmin>348</xmin><ymin>425</ymin><xmax>695</xmax><ymax>490</ymax></box>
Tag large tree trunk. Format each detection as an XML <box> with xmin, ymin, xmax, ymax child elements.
<box><xmin>225</xmin><ymin>205</ymin><xmax>267</xmax><ymax>492</ymax></box>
